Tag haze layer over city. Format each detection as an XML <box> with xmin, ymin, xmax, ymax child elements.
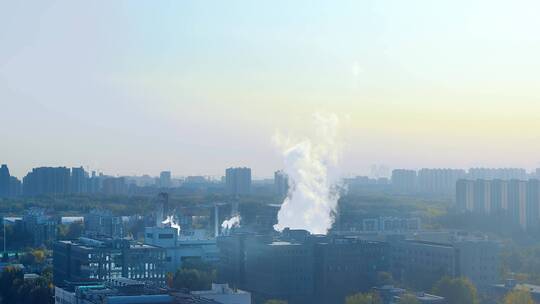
<box><xmin>2</xmin><ymin>1</ymin><xmax>540</xmax><ymax>304</ymax></box>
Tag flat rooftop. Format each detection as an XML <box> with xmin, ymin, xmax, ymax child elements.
<box><xmin>269</xmin><ymin>241</ymin><xmax>301</xmax><ymax>246</ymax></box>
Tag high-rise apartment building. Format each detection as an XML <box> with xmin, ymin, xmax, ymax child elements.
<box><xmin>159</xmin><ymin>171</ymin><xmax>171</xmax><ymax>188</ymax></box>
<box><xmin>70</xmin><ymin>166</ymin><xmax>88</xmax><ymax>194</ymax></box>
<box><xmin>473</xmin><ymin>179</ymin><xmax>491</xmax><ymax>214</ymax></box>
<box><xmin>468</xmin><ymin>168</ymin><xmax>527</xmax><ymax>180</ymax></box>
<box><xmin>22</xmin><ymin>167</ymin><xmax>71</xmax><ymax>196</ymax></box>
<box><xmin>457</xmin><ymin>178</ymin><xmax>540</xmax><ymax>230</ymax></box>
<box><xmin>0</xmin><ymin>164</ymin><xmax>10</xmax><ymax>198</ymax></box>
<box><xmin>9</xmin><ymin>177</ymin><xmax>21</xmax><ymax>197</ymax></box>
<box><xmin>226</xmin><ymin>167</ymin><xmax>251</xmax><ymax>195</ymax></box>
<box><xmin>391</xmin><ymin>169</ymin><xmax>417</xmax><ymax>193</ymax></box>
<box><xmin>490</xmin><ymin>179</ymin><xmax>508</xmax><ymax>213</ymax></box>
<box><xmin>102</xmin><ymin>177</ymin><xmax>127</xmax><ymax>195</ymax></box>
<box><xmin>456</xmin><ymin>179</ymin><xmax>474</xmax><ymax>212</ymax></box>
<box><xmin>274</xmin><ymin>170</ymin><xmax>289</xmax><ymax>197</ymax></box>
<box><xmin>508</xmin><ymin>179</ymin><xmax>527</xmax><ymax>229</ymax></box>
<box><xmin>526</xmin><ymin>179</ymin><xmax>540</xmax><ymax>230</ymax></box>
<box><xmin>417</xmin><ymin>168</ymin><xmax>466</xmax><ymax>195</ymax></box>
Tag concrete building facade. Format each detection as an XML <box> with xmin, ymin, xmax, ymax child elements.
<box><xmin>53</xmin><ymin>237</ymin><xmax>167</xmax><ymax>286</ymax></box>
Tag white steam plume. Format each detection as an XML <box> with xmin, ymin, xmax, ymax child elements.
<box><xmin>273</xmin><ymin>113</ymin><xmax>343</xmax><ymax>235</ymax></box>
<box><xmin>221</xmin><ymin>215</ymin><xmax>241</xmax><ymax>230</ymax></box>
<box><xmin>162</xmin><ymin>215</ymin><xmax>181</xmax><ymax>236</ymax></box>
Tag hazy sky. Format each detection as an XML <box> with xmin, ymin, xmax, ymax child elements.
<box><xmin>2</xmin><ymin>1</ymin><xmax>540</xmax><ymax>178</ymax></box>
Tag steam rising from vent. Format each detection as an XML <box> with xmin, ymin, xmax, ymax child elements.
<box><xmin>162</xmin><ymin>215</ymin><xmax>181</xmax><ymax>235</ymax></box>
<box><xmin>273</xmin><ymin>113</ymin><xmax>343</xmax><ymax>235</ymax></box>
<box><xmin>221</xmin><ymin>215</ymin><xmax>241</xmax><ymax>234</ymax></box>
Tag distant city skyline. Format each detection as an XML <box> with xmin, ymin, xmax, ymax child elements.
<box><xmin>3</xmin><ymin>1</ymin><xmax>540</xmax><ymax>179</ymax></box>
<box><xmin>4</xmin><ymin>162</ymin><xmax>540</xmax><ymax>181</ymax></box>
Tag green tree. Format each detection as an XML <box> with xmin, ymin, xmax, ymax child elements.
<box><xmin>171</xmin><ymin>260</ymin><xmax>217</xmax><ymax>291</ymax></box>
<box><xmin>15</xmin><ymin>276</ymin><xmax>53</xmax><ymax>304</ymax></box>
<box><xmin>345</xmin><ymin>292</ymin><xmax>382</xmax><ymax>304</ymax></box>
<box><xmin>172</xmin><ymin>268</ymin><xmax>206</xmax><ymax>290</ymax></box>
<box><xmin>0</xmin><ymin>266</ymin><xmax>23</xmax><ymax>303</ymax></box>
<box><xmin>0</xmin><ymin>266</ymin><xmax>54</xmax><ymax>304</ymax></box>
<box><xmin>66</xmin><ymin>221</ymin><xmax>84</xmax><ymax>239</ymax></box>
<box><xmin>58</xmin><ymin>221</ymin><xmax>84</xmax><ymax>240</ymax></box>
<box><xmin>19</xmin><ymin>252</ymin><xmax>36</xmax><ymax>265</ymax></box>
<box><xmin>376</xmin><ymin>271</ymin><xmax>394</xmax><ymax>286</ymax></box>
<box><xmin>433</xmin><ymin>277</ymin><xmax>478</xmax><ymax>304</ymax></box>
<box><xmin>20</xmin><ymin>249</ymin><xmax>47</xmax><ymax>266</ymax></box>
<box><xmin>503</xmin><ymin>289</ymin><xmax>534</xmax><ymax>304</ymax></box>
<box><xmin>398</xmin><ymin>293</ymin><xmax>420</xmax><ymax>304</ymax></box>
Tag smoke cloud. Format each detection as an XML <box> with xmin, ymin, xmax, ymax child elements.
<box><xmin>273</xmin><ymin>113</ymin><xmax>343</xmax><ymax>235</ymax></box>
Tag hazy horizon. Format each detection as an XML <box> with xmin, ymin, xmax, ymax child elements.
<box><xmin>3</xmin><ymin>1</ymin><xmax>540</xmax><ymax>178</ymax></box>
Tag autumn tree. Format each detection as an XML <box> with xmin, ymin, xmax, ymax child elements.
<box><xmin>398</xmin><ymin>293</ymin><xmax>420</xmax><ymax>304</ymax></box>
<box><xmin>345</xmin><ymin>292</ymin><xmax>382</xmax><ymax>304</ymax></box>
<box><xmin>376</xmin><ymin>271</ymin><xmax>394</xmax><ymax>286</ymax></box>
<box><xmin>503</xmin><ymin>289</ymin><xmax>534</xmax><ymax>304</ymax></box>
<box><xmin>433</xmin><ymin>277</ymin><xmax>478</xmax><ymax>304</ymax></box>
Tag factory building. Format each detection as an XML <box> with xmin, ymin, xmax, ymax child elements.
<box><xmin>53</xmin><ymin>237</ymin><xmax>167</xmax><ymax>287</ymax></box>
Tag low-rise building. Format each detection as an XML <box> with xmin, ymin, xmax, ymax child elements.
<box><xmin>54</xmin><ymin>277</ymin><xmax>222</xmax><ymax>304</ymax></box>
<box><xmin>491</xmin><ymin>279</ymin><xmax>540</xmax><ymax>303</ymax></box>
<box><xmin>144</xmin><ymin>227</ymin><xmax>219</xmax><ymax>272</ymax></box>
<box><xmin>84</xmin><ymin>210</ymin><xmax>124</xmax><ymax>238</ymax></box>
<box><xmin>53</xmin><ymin>237</ymin><xmax>167</xmax><ymax>287</ymax></box>
<box><xmin>373</xmin><ymin>285</ymin><xmax>445</xmax><ymax>304</ymax></box>
<box><xmin>389</xmin><ymin>234</ymin><xmax>500</xmax><ymax>290</ymax></box>
<box><xmin>218</xmin><ymin>230</ymin><xmax>390</xmax><ymax>304</ymax></box>
<box><xmin>192</xmin><ymin>283</ymin><xmax>251</xmax><ymax>304</ymax></box>
<box><xmin>22</xmin><ymin>208</ymin><xmax>57</xmax><ymax>247</ymax></box>
<box><xmin>361</xmin><ymin>217</ymin><xmax>421</xmax><ymax>233</ymax></box>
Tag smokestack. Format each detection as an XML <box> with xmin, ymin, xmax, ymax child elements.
<box><xmin>156</xmin><ymin>203</ymin><xmax>164</xmax><ymax>228</ymax></box>
<box><xmin>156</xmin><ymin>192</ymin><xmax>168</xmax><ymax>228</ymax></box>
<box><xmin>214</xmin><ymin>203</ymin><xmax>219</xmax><ymax>237</ymax></box>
